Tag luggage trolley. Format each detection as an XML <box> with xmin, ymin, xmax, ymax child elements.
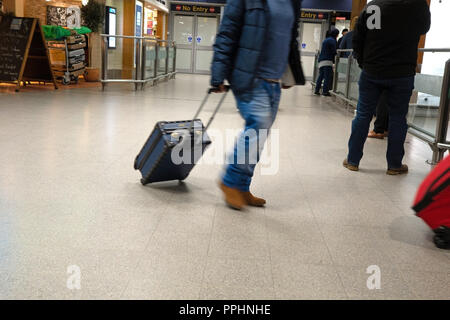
<box><xmin>47</xmin><ymin>34</ymin><xmax>86</xmax><ymax>85</ymax></box>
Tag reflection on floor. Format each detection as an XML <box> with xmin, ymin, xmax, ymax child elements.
<box><xmin>0</xmin><ymin>74</ymin><xmax>449</xmax><ymax>299</ymax></box>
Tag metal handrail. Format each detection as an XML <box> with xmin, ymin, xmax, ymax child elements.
<box><xmin>100</xmin><ymin>34</ymin><xmax>175</xmax><ymax>43</ymax></box>
<box><xmin>336</xmin><ymin>48</ymin><xmax>450</xmax><ymax>53</ymax></box>
<box><xmin>419</xmin><ymin>48</ymin><xmax>450</xmax><ymax>52</ymax></box>
<box><xmin>100</xmin><ymin>34</ymin><xmax>177</xmax><ymax>91</ymax></box>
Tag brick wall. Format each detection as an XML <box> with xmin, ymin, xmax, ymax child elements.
<box><xmin>24</xmin><ymin>0</ymin><xmax>82</xmax><ymax>25</ymax></box>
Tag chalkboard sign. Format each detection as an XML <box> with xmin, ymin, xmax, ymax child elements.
<box><xmin>0</xmin><ymin>17</ymin><xmax>33</xmax><ymax>82</ymax></box>
<box><xmin>0</xmin><ymin>16</ymin><xmax>57</xmax><ymax>91</ymax></box>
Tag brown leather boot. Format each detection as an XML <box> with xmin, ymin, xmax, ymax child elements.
<box><xmin>219</xmin><ymin>183</ymin><xmax>246</xmax><ymax>210</ymax></box>
<box><xmin>242</xmin><ymin>192</ymin><xmax>266</xmax><ymax>207</ymax></box>
<box><xmin>386</xmin><ymin>164</ymin><xmax>408</xmax><ymax>175</ymax></box>
<box><xmin>343</xmin><ymin>159</ymin><xmax>359</xmax><ymax>171</ymax></box>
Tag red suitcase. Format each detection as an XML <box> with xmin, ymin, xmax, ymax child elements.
<box><xmin>413</xmin><ymin>155</ymin><xmax>450</xmax><ymax>249</ymax></box>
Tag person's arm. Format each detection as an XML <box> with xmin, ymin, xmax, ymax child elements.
<box><xmin>331</xmin><ymin>39</ymin><xmax>337</xmax><ymax>59</ymax></box>
<box><xmin>352</xmin><ymin>9</ymin><xmax>368</xmax><ymax>67</ymax></box>
<box><xmin>339</xmin><ymin>34</ymin><xmax>346</xmax><ymax>50</ymax></box>
<box><xmin>210</xmin><ymin>0</ymin><xmax>245</xmax><ymax>88</ymax></box>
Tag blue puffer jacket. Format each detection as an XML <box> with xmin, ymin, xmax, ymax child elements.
<box><xmin>211</xmin><ymin>0</ymin><xmax>304</xmax><ymax>99</ymax></box>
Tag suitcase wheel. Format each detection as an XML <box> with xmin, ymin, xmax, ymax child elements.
<box><xmin>434</xmin><ymin>234</ymin><xmax>450</xmax><ymax>250</ymax></box>
<box><xmin>433</xmin><ymin>226</ymin><xmax>450</xmax><ymax>250</ymax></box>
<box><xmin>140</xmin><ymin>178</ymin><xmax>148</xmax><ymax>186</ymax></box>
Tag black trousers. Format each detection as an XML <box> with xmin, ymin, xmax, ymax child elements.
<box><xmin>373</xmin><ymin>90</ymin><xmax>389</xmax><ymax>133</ymax></box>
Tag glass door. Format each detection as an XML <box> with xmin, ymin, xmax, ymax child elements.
<box><xmin>194</xmin><ymin>16</ymin><xmax>218</xmax><ymax>74</ymax></box>
<box><xmin>299</xmin><ymin>21</ymin><xmax>325</xmax><ymax>80</ymax></box>
<box><xmin>173</xmin><ymin>15</ymin><xmax>194</xmax><ymax>72</ymax></box>
<box><xmin>172</xmin><ymin>14</ymin><xmax>218</xmax><ymax>74</ymax></box>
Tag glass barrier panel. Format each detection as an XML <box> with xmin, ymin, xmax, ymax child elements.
<box><xmin>143</xmin><ymin>40</ymin><xmax>157</xmax><ymax>80</ymax></box>
<box><xmin>104</xmin><ymin>37</ymin><xmax>134</xmax><ymax>80</ymax></box>
<box><xmin>335</xmin><ymin>58</ymin><xmax>348</xmax><ymax>96</ymax></box>
<box><xmin>408</xmin><ymin>54</ymin><xmax>448</xmax><ymax>138</ymax></box>
<box><xmin>348</xmin><ymin>59</ymin><xmax>361</xmax><ymax>102</ymax></box>
<box><xmin>168</xmin><ymin>46</ymin><xmax>175</xmax><ymax>73</ymax></box>
<box><xmin>157</xmin><ymin>44</ymin><xmax>168</xmax><ymax>76</ymax></box>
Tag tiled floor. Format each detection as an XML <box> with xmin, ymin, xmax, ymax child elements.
<box><xmin>0</xmin><ymin>74</ymin><xmax>449</xmax><ymax>300</ymax></box>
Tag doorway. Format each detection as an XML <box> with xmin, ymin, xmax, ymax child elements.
<box><xmin>299</xmin><ymin>20</ymin><xmax>328</xmax><ymax>80</ymax></box>
<box><xmin>172</xmin><ymin>14</ymin><xmax>219</xmax><ymax>74</ymax></box>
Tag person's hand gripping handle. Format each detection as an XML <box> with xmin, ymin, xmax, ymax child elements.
<box><xmin>209</xmin><ymin>84</ymin><xmax>230</xmax><ymax>94</ymax></box>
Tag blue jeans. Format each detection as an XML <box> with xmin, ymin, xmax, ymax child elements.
<box><xmin>222</xmin><ymin>80</ymin><xmax>281</xmax><ymax>192</ymax></box>
<box><xmin>347</xmin><ymin>71</ymin><xmax>415</xmax><ymax>169</ymax></box>
<box><xmin>315</xmin><ymin>65</ymin><xmax>333</xmax><ymax>94</ymax></box>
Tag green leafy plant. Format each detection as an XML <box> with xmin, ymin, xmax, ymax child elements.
<box><xmin>80</xmin><ymin>1</ymin><xmax>105</xmax><ymax>33</ymax></box>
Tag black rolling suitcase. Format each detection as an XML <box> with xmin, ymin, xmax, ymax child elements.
<box><xmin>134</xmin><ymin>87</ymin><xmax>229</xmax><ymax>185</ymax></box>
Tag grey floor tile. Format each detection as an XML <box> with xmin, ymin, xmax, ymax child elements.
<box><xmin>121</xmin><ymin>283</ymin><xmax>201</xmax><ymax>300</ymax></box>
<box><xmin>400</xmin><ymin>271</ymin><xmax>450</xmax><ymax>300</ymax></box>
<box><xmin>146</xmin><ymin>229</ymin><xmax>211</xmax><ymax>257</ymax></box>
<box><xmin>156</xmin><ymin>209</ymin><xmax>215</xmax><ymax>235</ymax></box>
<box><xmin>129</xmin><ymin>254</ymin><xmax>206</xmax><ymax>291</ymax></box>
<box><xmin>319</xmin><ymin>224</ymin><xmax>379</xmax><ymax>246</ymax></box>
<box><xmin>336</xmin><ymin>266</ymin><xmax>417</xmax><ymax>300</ymax></box>
<box><xmin>212</xmin><ymin>206</ymin><xmax>267</xmax><ymax>238</ymax></box>
<box><xmin>198</xmin><ymin>255</ymin><xmax>276</xmax><ymax>298</ymax></box>
<box><xmin>269</xmin><ymin>238</ymin><xmax>333</xmax><ymax>266</ymax></box>
<box><xmin>326</xmin><ymin>240</ymin><xmax>394</xmax><ymax>269</ymax></box>
<box><xmin>381</xmin><ymin>240</ymin><xmax>450</xmax><ymax>273</ymax></box>
<box><xmin>200</xmin><ymin>282</ymin><xmax>276</xmax><ymax>300</ymax></box>
<box><xmin>203</xmin><ymin>257</ymin><xmax>273</xmax><ymax>290</ymax></box>
<box><xmin>272</xmin><ymin>263</ymin><xmax>347</xmax><ymax>300</ymax></box>
<box><xmin>4</xmin><ymin>269</ymin><xmax>128</xmax><ymax>300</ymax></box>
<box><xmin>208</xmin><ymin>233</ymin><xmax>270</xmax><ymax>260</ymax></box>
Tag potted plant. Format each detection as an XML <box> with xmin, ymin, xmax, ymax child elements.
<box><xmin>81</xmin><ymin>0</ymin><xmax>105</xmax><ymax>82</ymax></box>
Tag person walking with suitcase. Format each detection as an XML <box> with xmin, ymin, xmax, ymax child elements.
<box><xmin>210</xmin><ymin>0</ymin><xmax>305</xmax><ymax>210</ymax></box>
<box><xmin>343</xmin><ymin>0</ymin><xmax>430</xmax><ymax>175</ymax></box>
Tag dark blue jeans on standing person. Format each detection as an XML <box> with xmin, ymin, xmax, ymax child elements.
<box><xmin>347</xmin><ymin>71</ymin><xmax>415</xmax><ymax>169</ymax></box>
<box><xmin>315</xmin><ymin>65</ymin><xmax>333</xmax><ymax>94</ymax></box>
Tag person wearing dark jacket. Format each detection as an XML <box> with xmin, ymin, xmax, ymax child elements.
<box><xmin>343</xmin><ymin>0</ymin><xmax>430</xmax><ymax>175</ymax></box>
<box><xmin>337</xmin><ymin>28</ymin><xmax>348</xmax><ymax>49</ymax></box>
<box><xmin>210</xmin><ymin>0</ymin><xmax>305</xmax><ymax>210</ymax></box>
<box><xmin>339</xmin><ymin>31</ymin><xmax>353</xmax><ymax>57</ymax></box>
<box><xmin>314</xmin><ymin>28</ymin><xmax>339</xmax><ymax>96</ymax></box>
<box><xmin>339</xmin><ymin>17</ymin><xmax>358</xmax><ymax>58</ymax></box>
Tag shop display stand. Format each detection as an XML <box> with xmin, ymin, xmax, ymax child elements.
<box><xmin>47</xmin><ymin>34</ymin><xmax>86</xmax><ymax>85</ymax></box>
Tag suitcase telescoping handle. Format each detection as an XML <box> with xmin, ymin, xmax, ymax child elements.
<box><xmin>188</xmin><ymin>85</ymin><xmax>231</xmax><ymax>134</ymax></box>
